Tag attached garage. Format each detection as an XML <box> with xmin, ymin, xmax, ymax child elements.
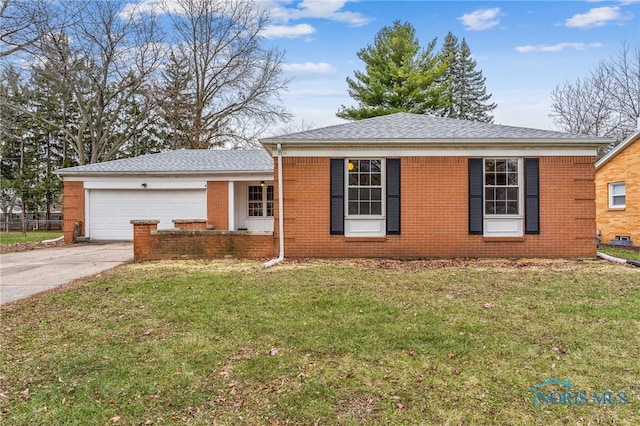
<box><xmin>87</xmin><ymin>189</ymin><xmax>207</xmax><ymax>240</ymax></box>
<box><xmin>56</xmin><ymin>150</ymin><xmax>275</xmax><ymax>243</ymax></box>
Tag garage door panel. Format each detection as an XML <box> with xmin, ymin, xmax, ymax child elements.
<box><xmin>89</xmin><ymin>189</ymin><xmax>207</xmax><ymax>241</ymax></box>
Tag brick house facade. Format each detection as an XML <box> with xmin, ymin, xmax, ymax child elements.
<box><xmin>595</xmin><ymin>131</ymin><xmax>640</xmax><ymax>246</ymax></box>
<box><xmin>58</xmin><ymin>113</ymin><xmax>612</xmax><ymax>260</ymax></box>
<box><xmin>270</xmin><ymin>155</ymin><xmax>598</xmax><ymax>258</ymax></box>
<box><xmin>262</xmin><ymin>113</ymin><xmax>612</xmax><ymax>259</ymax></box>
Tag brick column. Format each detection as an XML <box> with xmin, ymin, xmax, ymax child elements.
<box><xmin>131</xmin><ymin>220</ymin><xmax>159</xmax><ymax>261</ymax></box>
<box><xmin>62</xmin><ymin>181</ymin><xmax>85</xmax><ymax>243</ymax></box>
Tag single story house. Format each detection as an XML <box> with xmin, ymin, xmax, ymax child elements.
<box><xmin>595</xmin><ymin>129</ymin><xmax>640</xmax><ymax>246</ymax></box>
<box><xmin>57</xmin><ymin>113</ymin><xmax>613</xmax><ymax>258</ymax></box>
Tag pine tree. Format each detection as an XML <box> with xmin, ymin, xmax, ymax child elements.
<box><xmin>437</xmin><ymin>32</ymin><xmax>496</xmax><ymax>123</ymax></box>
<box><xmin>337</xmin><ymin>21</ymin><xmax>448</xmax><ymax>120</ymax></box>
<box><xmin>156</xmin><ymin>50</ymin><xmax>195</xmax><ymax>150</ymax></box>
<box><xmin>0</xmin><ymin>66</ymin><xmax>40</xmax><ymax>232</ymax></box>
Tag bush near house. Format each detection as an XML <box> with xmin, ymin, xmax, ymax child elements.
<box><xmin>1</xmin><ymin>259</ymin><xmax>638</xmax><ymax>424</ymax></box>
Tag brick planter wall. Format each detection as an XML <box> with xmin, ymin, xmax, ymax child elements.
<box><xmin>131</xmin><ymin>220</ymin><xmax>275</xmax><ymax>261</ymax></box>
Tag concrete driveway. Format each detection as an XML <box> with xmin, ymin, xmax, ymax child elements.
<box><xmin>0</xmin><ymin>243</ymin><xmax>133</xmax><ymax>305</ymax></box>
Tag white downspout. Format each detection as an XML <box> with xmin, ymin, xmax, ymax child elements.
<box><xmin>264</xmin><ymin>143</ymin><xmax>284</xmax><ymax>267</ymax></box>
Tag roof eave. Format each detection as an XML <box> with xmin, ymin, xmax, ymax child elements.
<box><xmin>56</xmin><ymin>169</ymin><xmax>273</xmax><ymax>178</ymax></box>
<box><xmin>595</xmin><ymin>131</ymin><xmax>640</xmax><ymax>170</ymax></box>
<box><xmin>261</xmin><ymin>138</ymin><xmax>612</xmax><ymax>150</ymax></box>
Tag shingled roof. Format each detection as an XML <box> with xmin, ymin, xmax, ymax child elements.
<box><xmin>261</xmin><ymin>113</ymin><xmax>611</xmax><ymax>148</ymax></box>
<box><xmin>56</xmin><ymin>149</ymin><xmax>273</xmax><ymax>176</ymax></box>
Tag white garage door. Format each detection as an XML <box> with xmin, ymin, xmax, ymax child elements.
<box><xmin>88</xmin><ymin>189</ymin><xmax>207</xmax><ymax>241</ymax></box>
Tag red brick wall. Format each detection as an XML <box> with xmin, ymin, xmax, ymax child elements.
<box><xmin>207</xmin><ymin>181</ymin><xmax>228</xmax><ymax>230</ymax></box>
<box><xmin>62</xmin><ymin>181</ymin><xmax>85</xmax><ymax>243</ymax></box>
<box><xmin>275</xmin><ymin>156</ymin><xmax>597</xmax><ymax>258</ymax></box>
<box><xmin>173</xmin><ymin>219</ymin><xmax>208</xmax><ymax>231</ymax></box>
<box><xmin>130</xmin><ymin>224</ymin><xmax>275</xmax><ymax>261</ymax></box>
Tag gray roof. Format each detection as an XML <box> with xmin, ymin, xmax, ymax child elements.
<box><xmin>261</xmin><ymin>113</ymin><xmax>612</xmax><ymax>145</ymax></box>
<box><xmin>56</xmin><ymin>149</ymin><xmax>273</xmax><ymax>176</ymax></box>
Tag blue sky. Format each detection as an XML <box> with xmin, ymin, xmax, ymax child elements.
<box><xmin>124</xmin><ymin>0</ymin><xmax>639</xmax><ymax>132</ymax></box>
<box><xmin>255</xmin><ymin>0</ymin><xmax>639</xmax><ymax>132</ymax></box>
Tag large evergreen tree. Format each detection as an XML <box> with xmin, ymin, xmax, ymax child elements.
<box><xmin>0</xmin><ymin>66</ymin><xmax>41</xmax><ymax>231</ymax></box>
<box><xmin>156</xmin><ymin>50</ymin><xmax>195</xmax><ymax>150</ymax></box>
<box><xmin>437</xmin><ymin>32</ymin><xmax>496</xmax><ymax>122</ymax></box>
<box><xmin>337</xmin><ymin>20</ymin><xmax>448</xmax><ymax>120</ymax></box>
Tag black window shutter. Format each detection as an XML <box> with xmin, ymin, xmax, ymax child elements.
<box><xmin>330</xmin><ymin>159</ymin><xmax>344</xmax><ymax>235</ymax></box>
<box><xmin>386</xmin><ymin>158</ymin><xmax>401</xmax><ymax>235</ymax></box>
<box><xmin>524</xmin><ymin>158</ymin><xmax>540</xmax><ymax>234</ymax></box>
<box><xmin>468</xmin><ymin>158</ymin><xmax>483</xmax><ymax>234</ymax></box>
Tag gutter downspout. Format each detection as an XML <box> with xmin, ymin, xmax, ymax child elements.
<box><xmin>264</xmin><ymin>143</ymin><xmax>284</xmax><ymax>267</ymax></box>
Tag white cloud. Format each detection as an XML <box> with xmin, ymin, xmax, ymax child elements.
<box><xmin>459</xmin><ymin>8</ymin><xmax>501</xmax><ymax>31</ymax></box>
<box><xmin>286</xmin><ymin>88</ymin><xmax>345</xmax><ymax>98</ymax></box>
<box><xmin>268</xmin><ymin>0</ymin><xmax>371</xmax><ymax>27</ymax></box>
<box><xmin>282</xmin><ymin>62</ymin><xmax>337</xmax><ymax>76</ymax></box>
<box><xmin>261</xmin><ymin>23</ymin><xmax>316</xmax><ymax>39</ymax></box>
<box><xmin>565</xmin><ymin>6</ymin><xmax>631</xmax><ymax>28</ymax></box>
<box><xmin>515</xmin><ymin>42</ymin><xmax>603</xmax><ymax>53</ymax></box>
<box><xmin>119</xmin><ymin>0</ymin><xmax>162</xmax><ymax>21</ymax></box>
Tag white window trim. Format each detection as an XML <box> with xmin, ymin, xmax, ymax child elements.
<box><xmin>608</xmin><ymin>182</ymin><xmax>626</xmax><ymax>209</ymax></box>
<box><xmin>483</xmin><ymin>158</ymin><xmax>524</xmax><ymax>237</ymax></box>
<box><xmin>344</xmin><ymin>158</ymin><xmax>386</xmax><ymax>237</ymax></box>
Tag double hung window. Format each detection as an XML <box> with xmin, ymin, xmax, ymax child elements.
<box><xmin>484</xmin><ymin>159</ymin><xmax>520</xmax><ymax>216</ymax></box>
<box><xmin>347</xmin><ymin>159</ymin><xmax>383</xmax><ymax>216</ymax></box>
<box><xmin>248</xmin><ymin>185</ymin><xmax>273</xmax><ymax>217</ymax></box>
<box><xmin>609</xmin><ymin>182</ymin><xmax>625</xmax><ymax>208</ymax></box>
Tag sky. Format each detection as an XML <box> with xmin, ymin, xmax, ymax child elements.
<box><xmin>250</xmin><ymin>0</ymin><xmax>640</xmax><ymax>133</ymax></box>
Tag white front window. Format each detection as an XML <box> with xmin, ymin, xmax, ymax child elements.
<box><xmin>609</xmin><ymin>182</ymin><xmax>625</xmax><ymax>208</ymax></box>
<box><xmin>484</xmin><ymin>158</ymin><xmax>523</xmax><ymax>237</ymax></box>
<box><xmin>345</xmin><ymin>159</ymin><xmax>385</xmax><ymax>236</ymax></box>
<box><xmin>248</xmin><ymin>185</ymin><xmax>273</xmax><ymax>217</ymax></box>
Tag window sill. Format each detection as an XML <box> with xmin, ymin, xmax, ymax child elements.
<box><xmin>344</xmin><ymin>237</ymin><xmax>388</xmax><ymax>243</ymax></box>
<box><xmin>608</xmin><ymin>207</ymin><xmax>626</xmax><ymax>211</ymax></box>
<box><xmin>483</xmin><ymin>237</ymin><xmax>525</xmax><ymax>243</ymax></box>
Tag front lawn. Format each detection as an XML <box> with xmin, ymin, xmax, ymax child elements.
<box><xmin>1</xmin><ymin>259</ymin><xmax>638</xmax><ymax>424</ymax></box>
<box><xmin>0</xmin><ymin>231</ymin><xmax>62</xmax><ymax>245</ymax></box>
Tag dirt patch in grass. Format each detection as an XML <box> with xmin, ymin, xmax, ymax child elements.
<box><xmin>0</xmin><ymin>239</ymin><xmax>66</xmax><ymax>254</ymax></box>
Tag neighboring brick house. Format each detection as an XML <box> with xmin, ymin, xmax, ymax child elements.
<box><xmin>56</xmin><ymin>150</ymin><xmax>274</xmax><ymax>243</ymax></box>
<box><xmin>260</xmin><ymin>113</ymin><xmax>612</xmax><ymax>258</ymax></box>
<box><xmin>57</xmin><ymin>113</ymin><xmax>613</xmax><ymax>259</ymax></box>
<box><xmin>595</xmin><ymin>130</ymin><xmax>640</xmax><ymax>246</ymax></box>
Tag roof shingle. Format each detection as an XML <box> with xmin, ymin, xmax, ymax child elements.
<box><xmin>262</xmin><ymin>112</ymin><xmax>608</xmax><ymax>142</ymax></box>
<box><xmin>56</xmin><ymin>149</ymin><xmax>273</xmax><ymax>175</ymax></box>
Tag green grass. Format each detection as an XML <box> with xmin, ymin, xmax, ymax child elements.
<box><xmin>0</xmin><ymin>231</ymin><xmax>62</xmax><ymax>244</ymax></box>
<box><xmin>599</xmin><ymin>245</ymin><xmax>640</xmax><ymax>261</ymax></box>
<box><xmin>1</xmin><ymin>259</ymin><xmax>639</xmax><ymax>425</ymax></box>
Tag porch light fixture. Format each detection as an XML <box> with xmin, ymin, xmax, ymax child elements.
<box><xmin>260</xmin><ymin>180</ymin><xmax>265</xmax><ymax>187</ymax></box>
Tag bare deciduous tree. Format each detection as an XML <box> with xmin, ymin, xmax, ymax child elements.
<box><xmin>32</xmin><ymin>0</ymin><xmax>164</xmax><ymax>164</ymax></box>
<box><xmin>551</xmin><ymin>42</ymin><xmax>640</xmax><ymax>145</ymax></box>
<box><xmin>0</xmin><ymin>0</ymin><xmax>79</xmax><ymax>58</ymax></box>
<box><xmin>164</xmin><ymin>0</ymin><xmax>291</xmax><ymax>149</ymax></box>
